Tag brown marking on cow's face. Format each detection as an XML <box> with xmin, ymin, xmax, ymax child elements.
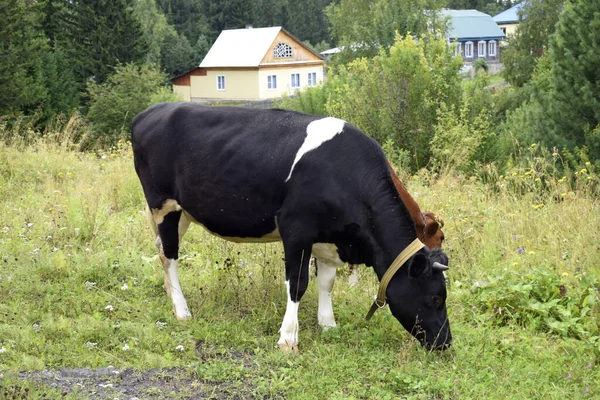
<box><xmin>151</xmin><ymin>199</ymin><xmax>182</xmax><ymax>225</ymax></box>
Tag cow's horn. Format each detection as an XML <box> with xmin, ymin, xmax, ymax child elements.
<box><xmin>432</xmin><ymin>262</ymin><xmax>449</xmax><ymax>271</ymax></box>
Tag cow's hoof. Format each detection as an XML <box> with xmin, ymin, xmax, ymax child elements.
<box><xmin>318</xmin><ymin>315</ymin><xmax>337</xmax><ymax>330</ymax></box>
<box><xmin>173</xmin><ymin>308</ymin><xmax>192</xmax><ymax>321</ymax></box>
<box><xmin>278</xmin><ymin>343</ymin><xmax>299</xmax><ymax>355</ymax></box>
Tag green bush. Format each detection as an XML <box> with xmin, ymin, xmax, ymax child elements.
<box><xmin>275</xmin><ymin>85</ymin><xmax>329</xmax><ymax>116</ymax></box>
<box><xmin>472</xmin><ymin>268</ymin><xmax>599</xmax><ymax>340</ymax></box>
<box><xmin>473</xmin><ymin>58</ymin><xmax>489</xmax><ymax>73</ymax></box>
<box><xmin>324</xmin><ymin>33</ymin><xmax>463</xmax><ymax>171</ymax></box>
<box><xmin>86</xmin><ymin>63</ymin><xmax>180</xmax><ymax>147</ymax></box>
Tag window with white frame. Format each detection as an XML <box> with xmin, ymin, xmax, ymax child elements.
<box><xmin>291</xmin><ymin>73</ymin><xmax>300</xmax><ymax>88</ymax></box>
<box><xmin>478</xmin><ymin>41</ymin><xmax>487</xmax><ymax>58</ymax></box>
<box><xmin>267</xmin><ymin>75</ymin><xmax>277</xmax><ymax>90</ymax></box>
<box><xmin>217</xmin><ymin>75</ymin><xmax>225</xmax><ymax>90</ymax></box>
<box><xmin>274</xmin><ymin>43</ymin><xmax>292</xmax><ymax>58</ymax></box>
<box><xmin>488</xmin><ymin>40</ymin><xmax>497</xmax><ymax>57</ymax></box>
<box><xmin>464</xmin><ymin>41</ymin><xmax>473</xmax><ymax>58</ymax></box>
<box><xmin>307</xmin><ymin>72</ymin><xmax>317</xmax><ymax>86</ymax></box>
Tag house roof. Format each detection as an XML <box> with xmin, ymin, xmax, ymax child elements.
<box><xmin>200</xmin><ymin>26</ymin><xmax>322</xmax><ymax>68</ymax></box>
<box><xmin>493</xmin><ymin>2</ymin><xmax>525</xmax><ymax>24</ymax></box>
<box><xmin>442</xmin><ymin>9</ymin><xmax>505</xmax><ymax>40</ymax></box>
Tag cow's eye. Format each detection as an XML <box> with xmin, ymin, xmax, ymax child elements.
<box><xmin>432</xmin><ymin>295</ymin><xmax>443</xmax><ymax>308</ymax></box>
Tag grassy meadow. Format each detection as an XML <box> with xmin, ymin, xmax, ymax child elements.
<box><xmin>0</xmin><ymin>131</ymin><xmax>599</xmax><ymax>399</ymax></box>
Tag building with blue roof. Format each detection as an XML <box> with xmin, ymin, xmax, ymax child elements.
<box><xmin>442</xmin><ymin>9</ymin><xmax>505</xmax><ymax>65</ymax></box>
<box><xmin>493</xmin><ymin>2</ymin><xmax>525</xmax><ymax>37</ymax></box>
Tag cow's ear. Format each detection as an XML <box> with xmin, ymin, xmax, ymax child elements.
<box><xmin>424</xmin><ymin>219</ymin><xmax>439</xmax><ymax>237</ymax></box>
<box><xmin>408</xmin><ymin>252</ymin><xmax>429</xmax><ymax>279</ymax></box>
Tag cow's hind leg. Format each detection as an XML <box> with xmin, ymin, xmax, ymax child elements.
<box><xmin>146</xmin><ymin>201</ymin><xmax>192</xmax><ymax>320</ymax></box>
<box><xmin>278</xmin><ymin>237</ymin><xmax>313</xmax><ymax>354</ymax></box>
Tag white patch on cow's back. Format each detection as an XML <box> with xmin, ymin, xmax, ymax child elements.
<box><xmin>286</xmin><ymin>117</ymin><xmax>346</xmax><ymax>182</ymax></box>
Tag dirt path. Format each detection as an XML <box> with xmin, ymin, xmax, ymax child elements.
<box><xmin>17</xmin><ymin>367</ymin><xmax>247</xmax><ymax>399</ymax></box>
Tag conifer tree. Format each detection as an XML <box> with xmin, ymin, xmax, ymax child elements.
<box><xmin>0</xmin><ymin>0</ymin><xmax>47</xmax><ymax>115</ymax></box>
<box><xmin>63</xmin><ymin>0</ymin><xmax>147</xmax><ymax>86</ymax></box>
<box><xmin>544</xmin><ymin>0</ymin><xmax>600</xmax><ymax>154</ymax></box>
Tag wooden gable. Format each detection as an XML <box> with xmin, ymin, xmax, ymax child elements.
<box><xmin>260</xmin><ymin>30</ymin><xmax>323</xmax><ymax>65</ymax></box>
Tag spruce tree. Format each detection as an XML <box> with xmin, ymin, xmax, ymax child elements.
<box><xmin>0</xmin><ymin>0</ymin><xmax>47</xmax><ymax>116</ymax></box>
<box><xmin>545</xmin><ymin>0</ymin><xmax>600</xmax><ymax>155</ymax></box>
<box><xmin>63</xmin><ymin>0</ymin><xmax>147</xmax><ymax>86</ymax></box>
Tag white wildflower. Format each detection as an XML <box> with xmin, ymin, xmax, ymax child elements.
<box><xmin>155</xmin><ymin>321</ymin><xmax>167</xmax><ymax>329</ymax></box>
<box><xmin>105</xmin><ymin>304</ymin><xmax>114</xmax><ymax>312</ymax></box>
<box><xmin>86</xmin><ymin>342</ymin><xmax>97</xmax><ymax>350</ymax></box>
<box><xmin>122</xmin><ymin>344</ymin><xmax>130</xmax><ymax>351</ymax></box>
<box><xmin>0</xmin><ymin>346</ymin><xmax>7</xmax><ymax>353</ymax></box>
<box><xmin>120</xmin><ymin>283</ymin><xmax>129</xmax><ymax>291</ymax></box>
<box><xmin>85</xmin><ymin>281</ymin><xmax>97</xmax><ymax>290</ymax></box>
<box><xmin>33</xmin><ymin>323</ymin><xmax>41</xmax><ymax>332</ymax></box>
<box><xmin>175</xmin><ymin>345</ymin><xmax>185</xmax><ymax>352</ymax></box>
<box><xmin>27</xmin><ymin>223</ymin><xmax>34</xmax><ymax>227</ymax></box>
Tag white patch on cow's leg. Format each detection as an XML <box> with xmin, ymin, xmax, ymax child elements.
<box><xmin>348</xmin><ymin>264</ymin><xmax>359</xmax><ymax>287</ymax></box>
<box><xmin>286</xmin><ymin>117</ymin><xmax>346</xmax><ymax>181</ymax></box>
<box><xmin>278</xmin><ymin>281</ymin><xmax>299</xmax><ymax>353</ymax></box>
<box><xmin>317</xmin><ymin>260</ymin><xmax>337</xmax><ymax>330</ymax></box>
<box><xmin>165</xmin><ymin>258</ymin><xmax>191</xmax><ymax>320</ymax></box>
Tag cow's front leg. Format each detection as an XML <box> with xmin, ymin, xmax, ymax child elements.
<box><xmin>278</xmin><ymin>242</ymin><xmax>312</xmax><ymax>353</ymax></box>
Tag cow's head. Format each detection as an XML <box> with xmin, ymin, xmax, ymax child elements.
<box><xmin>387</xmin><ymin>248</ymin><xmax>451</xmax><ymax>350</ymax></box>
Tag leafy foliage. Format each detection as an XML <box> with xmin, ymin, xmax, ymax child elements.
<box><xmin>86</xmin><ymin>64</ymin><xmax>179</xmax><ymax>145</ymax></box>
<box><xmin>325</xmin><ymin>0</ymin><xmax>446</xmax><ymax>63</ymax></box>
<box><xmin>275</xmin><ymin>86</ymin><xmax>330</xmax><ymax>117</ymax></box>
<box><xmin>324</xmin><ymin>34</ymin><xmax>463</xmax><ymax>170</ymax></box>
<box><xmin>430</xmin><ymin>98</ymin><xmax>492</xmax><ymax>175</ymax></box>
<box><xmin>501</xmin><ymin>0</ymin><xmax>565</xmax><ymax>87</ymax></box>
<box><xmin>472</xmin><ymin>268</ymin><xmax>599</xmax><ymax>340</ymax></box>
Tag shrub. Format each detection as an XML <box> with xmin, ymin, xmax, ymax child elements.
<box><xmin>275</xmin><ymin>85</ymin><xmax>329</xmax><ymax>116</ymax></box>
<box><xmin>473</xmin><ymin>58</ymin><xmax>489</xmax><ymax>73</ymax></box>
<box><xmin>472</xmin><ymin>268</ymin><xmax>599</xmax><ymax>340</ymax></box>
<box><xmin>86</xmin><ymin>63</ymin><xmax>180</xmax><ymax>147</ymax></box>
<box><xmin>324</xmin><ymin>33</ymin><xmax>463</xmax><ymax>171</ymax></box>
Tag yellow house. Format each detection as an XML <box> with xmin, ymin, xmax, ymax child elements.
<box><xmin>173</xmin><ymin>26</ymin><xmax>325</xmax><ymax>102</ymax></box>
<box><xmin>493</xmin><ymin>2</ymin><xmax>524</xmax><ymax>39</ymax></box>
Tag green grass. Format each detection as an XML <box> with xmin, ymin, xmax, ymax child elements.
<box><xmin>0</xmin><ymin>138</ymin><xmax>599</xmax><ymax>399</ymax></box>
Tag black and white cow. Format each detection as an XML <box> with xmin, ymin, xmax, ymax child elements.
<box><xmin>131</xmin><ymin>102</ymin><xmax>452</xmax><ymax>351</ymax></box>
